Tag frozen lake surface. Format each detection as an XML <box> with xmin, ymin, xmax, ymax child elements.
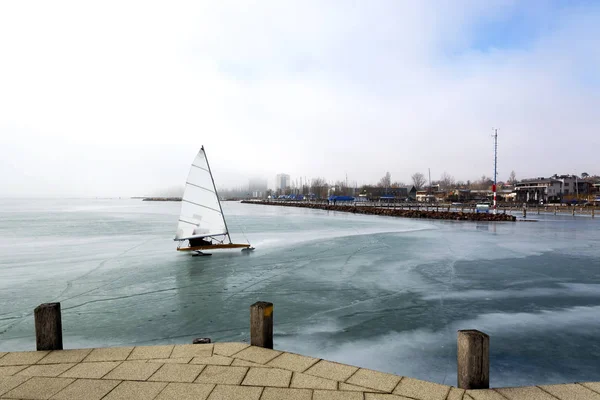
<box><xmin>1</xmin><ymin>198</ymin><xmax>599</xmax><ymax>387</ymax></box>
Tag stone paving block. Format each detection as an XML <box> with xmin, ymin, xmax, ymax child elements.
<box><xmin>84</xmin><ymin>347</ymin><xmax>134</xmax><ymax>362</ymax></box>
<box><xmin>290</xmin><ymin>372</ymin><xmax>338</xmax><ymax>390</ymax></box>
<box><xmin>170</xmin><ymin>343</ymin><xmax>213</xmax><ymax>358</ymax></box>
<box><xmin>496</xmin><ymin>386</ymin><xmax>559</xmax><ymax>400</ymax></box>
<box><xmin>154</xmin><ymin>382</ymin><xmax>215</xmax><ymax>400</ymax></box>
<box><xmin>232</xmin><ymin>359</ymin><xmax>270</xmax><ymax>368</ymax></box>
<box><xmin>213</xmin><ymin>343</ymin><xmax>249</xmax><ymax>357</ymax></box>
<box><xmin>147</xmin><ymin>358</ymin><xmax>192</xmax><ymax>364</ymax></box>
<box><xmin>148</xmin><ymin>363</ymin><xmax>205</xmax><ymax>383</ymax></box>
<box><xmin>232</xmin><ymin>346</ymin><xmax>281</xmax><ymax>365</ymax></box>
<box><xmin>313</xmin><ymin>389</ymin><xmax>364</xmax><ymax>400</ymax></box>
<box><xmin>242</xmin><ymin>367</ymin><xmax>292</xmax><ymax>388</ymax></box>
<box><xmin>103</xmin><ymin>361</ymin><xmax>162</xmax><ymax>381</ymax></box>
<box><xmin>170</xmin><ymin>344</ymin><xmax>213</xmax><ymax>359</ymax></box>
<box><xmin>446</xmin><ymin>387</ymin><xmax>466</xmax><ymax>400</ymax></box>
<box><xmin>0</xmin><ymin>375</ymin><xmax>31</xmax><ymax>396</ymax></box>
<box><xmin>3</xmin><ymin>376</ymin><xmax>74</xmax><ymax>399</ymax></box>
<box><xmin>51</xmin><ymin>378</ymin><xmax>121</xmax><ymax>400</ymax></box>
<box><xmin>190</xmin><ymin>355</ymin><xmax>233</xmax><ymax>366</ymax></box>
<box><xmin>260</xmin><ymin>387</ymin><xmax>312</xmax><ymax>400</ymax></box>
<box><xmin>365</xmin><ymin>394</ymin><xmax>415</xmax><ymax>400</ymax></box>
<box><xmin>339</xmin><ymin>382</ymin><xmax>385</xmax><ymax>392</ymax></box>
<box><xmin>581</xmin><ymin>382</ymin><xmax>600</xmax><ymax>393</ymax></box>
<box><xmin>59</xmin><ymin>361</ymin><xmax>121</xmax><ymax>379</ymax></box>
<box><xmin>195</xmin><ymin>365</ymin><xmax>248</xmax><ymax>385</ymax></box>
<box><xmin>37</xmin><ymin>349</ymin><xmax>92</xmax><ymax>365</ymax></box>
<box><xmin>393</xmin><ymin>377</ymin><xmax>451</xmax><ymax>400</ymax></box>
<box><xmin>346</xmin><ymin>368</ymin><xmax>402</xmax><ymax>393</ymax></box>
<box><xmin>0</xmin><ymin>366</ymin><xmax>27</xmax><ymax>376</ymax></box>
<box><xmin>0</xmin><ymin>352</ymin><xmax>49</xmax><ymax>366</ymax></box>
<box><xmin>17</xmin><ymin>363</ymin><xmax>75</xmax><ymax>377</ymax></box>
<box><xmin>539</xmin><ymin>383</ymin><xmax>600</xmax><ymax>399</ymax></box>
<box><xmin>466</xmin><ymin>389</ymin><xmax>507</xmax><ymax>400</ymax></box>
<box><xmin>127</xmin><ymin>345</ymin><xmax>174</xmax><ymax>360</ymax></box>
<box><xmin>304</xmin><ymin>360</ymin><xmax>358</xmax><ymax>382</ymax></box>
<box><xmin>207</xmin><ymin>384</ymin><xmax>263</xmax><ymax>400</ymax></box>
<box><xmin>266</xmin><ymin>353</ymin><xmax>319</xmax><ymax>373</ymax></box>
<box><xmin>102</xmin><ymin>381</ymin><xmax>167</xmax><ymax>400</ymax></box>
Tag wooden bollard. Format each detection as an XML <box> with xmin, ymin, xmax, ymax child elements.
<box><xmin>523</xmin><ymin>207</ymin><xmax>526</xmax><ymax>218</ymax></box>
<box><xmin>593</xmin><ymin>208</ymin><xmax>595</xmax><ymax>218</ymax></box>
<box><xmin>572</xmin><ymin>207</ymin><xmax>575</xmax><ymax>216</ymax></box>
<box><xmin>457</xmin><ymin>330</ymin><xmax>489</xmax><ymax>389</ymax></box>
<box><xmin>250</xmin><ymin>301</ymin><xmax>273</xmax><ymax>349</ymax></box>
<box><xmin>34</xmin><ymin>303</ymin><xmax>63</xmax><ymax>351</ymax></box>
<box><xmin>554</xmin><ymin>206</ymin><xmax>557</xmax><ymax>215</ymax></box>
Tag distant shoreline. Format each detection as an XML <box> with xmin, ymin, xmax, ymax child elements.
<box><xmin>241</xmin><ymin>200</ymin><xmax>517</xmax><ymax>222</ymax></box>
<box><xmin>139</xmin><ymin>197</ymin><xmax>182</xmax><ymax>201</ymax></box>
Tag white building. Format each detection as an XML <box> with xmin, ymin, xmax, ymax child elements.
<box><xmin>276</xmin><ymin>174</ymin><xmax>290</xmax><ymax>191</ymax></box>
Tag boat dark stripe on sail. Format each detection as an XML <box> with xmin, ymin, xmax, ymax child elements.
<box><xmin>182</xmin><ymin>199</ymin><xmax>222</xmax><ymax>215</ymax></box>
<box><xmin>185</xmin><ymin>181</ymin><xmax>216</xmax><ymax>194</ymax></box>
<box><xmin>191</xmin><ymin>164</ymin><xmax>210</xmax><ymax>173</ymax></box>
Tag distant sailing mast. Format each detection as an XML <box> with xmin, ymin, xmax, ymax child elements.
<box><xmin>492</xmin><ymin>128</ymin><xmax>498</xmax><ymax>214</ymax></box>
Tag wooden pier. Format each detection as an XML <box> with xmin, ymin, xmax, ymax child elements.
<box><xmin>1</xmin><ymin>302</ymin><xmax>600</xmax><ymax>399</ymax></box>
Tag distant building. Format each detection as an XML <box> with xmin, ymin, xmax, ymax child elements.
<box><xmin>276</xmin><ymin>174</ymin><xmax>290</xmax><ymax>191</ymax></box>
<box><xmin>248</xmin><ymin>178</ymin><xmax>268</xmax><ymax>199</ymax></box>
<box><xmin>515</xmin><ymin>178</ymin><xmax>562</xmax><ymax>204</ymax></box>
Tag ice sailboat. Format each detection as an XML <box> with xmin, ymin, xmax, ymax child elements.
<box><xmin>174</xmin><ymin>146</ymin><xmax>254</xmax><ymax>256</ymax></box>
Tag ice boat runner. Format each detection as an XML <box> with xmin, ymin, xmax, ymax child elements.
<box><xmin>174</xmin><ymin>146</ymin><xmax>254</xmax><ymax>256</ymax></box>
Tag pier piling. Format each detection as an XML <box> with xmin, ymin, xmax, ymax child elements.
<box><xmin>251</xmin><ymin>301</ymin><xmax>273</xmax><ymax>349</ymax></box>
<box><xmin>34</xmin><ymin>302</ymin><xmax>63</xmax><ymax>351</ymax></box>
<box><xmin>457</xmin><ymin>329</ymin><xmax>489</xmax><ymax>390</ymax></box>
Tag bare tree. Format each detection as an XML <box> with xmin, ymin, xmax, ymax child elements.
<box><xmin>411</xmin><ymin>172</ymin><xmax>426</xmax><ymax>190</ymax></box>
<box><xmin>391</xmin><ymin>181</ymin><xmax>406</xmax><ymax>188</ymax></box>
<box><xmin>508</xmin><ymin>170</ymin><xmax>517</xmax><ymax>185</ymax></box>
<box><xmin>310</xmin><ymin>178</ymin><xmax>328</xmax><ymax>199</ymax></box>
<box><xmin>378</xmin><ymin>172</ymin><xmax>391</xmax><ymax>188</ymax></box>
<box><xmin>439</xmin><ymin>172</ymin><xmax>455</xmax><ymax>190</ymax></box>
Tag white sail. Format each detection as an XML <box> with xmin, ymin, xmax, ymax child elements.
<box><xmin>174</xmin><ymin>148</ymin><xmax>228</xmax><ymax>240</ymax></box>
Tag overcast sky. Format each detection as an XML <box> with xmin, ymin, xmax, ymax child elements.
<box><xmin>1</xmin><ymin>1</ymin><xmax>599</xmax><ymax>197</ymax></box>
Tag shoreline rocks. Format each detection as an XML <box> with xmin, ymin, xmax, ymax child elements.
<box><xmin>241</xmin><ymin>200</ymin><xmax>517</xmax><ymax>222</ymax></box>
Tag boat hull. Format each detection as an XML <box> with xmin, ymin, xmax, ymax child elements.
<box><xmin>177</xmin><ymin>243</ymin><xmax>252</xmax><ymax>251</ymax></box>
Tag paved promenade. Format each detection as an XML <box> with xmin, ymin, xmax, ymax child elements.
<box><xmin>1</xmin><ymin>343</ymin><xmax>599</xmax><ymax>399</ymax></box>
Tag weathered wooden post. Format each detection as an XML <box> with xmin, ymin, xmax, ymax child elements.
<box><xmin>250</xmin><ymin>301</ymin><xmax>273</xmax><ymax>349</ymax></box>
<box><xmin>554</xmin><ymin>206</ymin><xmax>557</xmax><ymax>215</ymax></box>
<box><xmin>34</xmin><ymin>303</ymin><xmax>63</xmax><ymax>351</ymax></box>
<box><xmin>593</xmin><ymin>208</ymin><xmax>595</xmax><ymax>218</ymax></box>
<box><xmin>457</xmin><ymin>330</ymin><xmax>489</xmax><ymax>389</ymax></box>
<box><xmin>537</xmin><ymin>206</ymin><xmax>540</xmax><ymax>215</ymax></box>
<box><xmin>572</xmin><ymin>206</ymin><xmax>575</xmax><ymax>216</ymax></box>
<box><xmin>523</xmin><ymin>207</ymin><xmax>527</xmax><ymax>218</ymax></box>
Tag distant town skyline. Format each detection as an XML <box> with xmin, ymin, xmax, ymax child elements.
<box><xmin>1</xmin><ymin>1</ymin><xmax>599</xmax><ymax>197</ymax></box>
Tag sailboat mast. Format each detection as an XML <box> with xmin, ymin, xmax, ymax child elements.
<box><xmin>202</xmin><ymin>146</ymin><xmax>233</xmax><ymax>244</ymax></box>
